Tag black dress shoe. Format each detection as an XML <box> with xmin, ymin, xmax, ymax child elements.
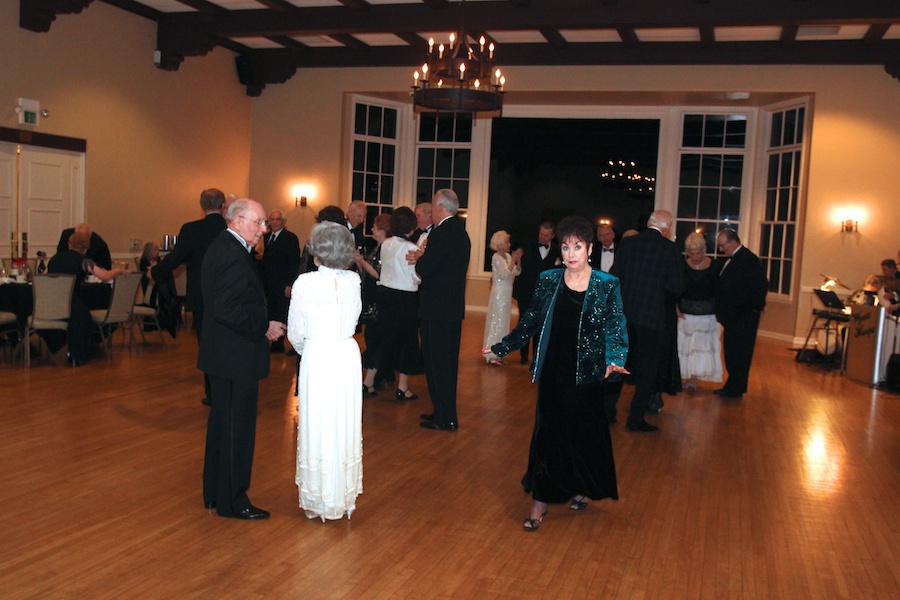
<box><xmin>204</xmin><ymin>500</ymin><xmax>216</xmax><ymax>510</ymax></box>
<box><xmin>363</xmin><ymin>385</ymin><xmax>378</xmax><ymax>398</ymax></box>
<box><xmin>201</xmin><ymin>397</ymin><xmax>211</xmax><ymax>406</ymax></box>
<box><xmin>420</xmin><ymin>413</ymin><xmax>435</xmax><ymax>421</ymax></box>
<box><xmin>419</xmin><ymin>420</ymin><xmax>458</xmax><ymax>431</ymax></box>
<box><xmin>625</xmin><ymin>420</ymin><xmax>659</xmax><ymax>432</ymax></box>
<box><xmin>396</xmin><ymin>389</ymin><xmax>418</xmax><ymax>401</ymax></box>
<box><xmin>713</xmin><ymin>388</ymin><xmax>743</xmax><ymax>398</ymax></box>
<box><xmin>225</xmin><ymin>506</ymin><xmax>270</xmax><ymax>520</ymax></box>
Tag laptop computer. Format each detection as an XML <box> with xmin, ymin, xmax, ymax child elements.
<box><xmin>814</xmin><ymin>289</ymin><xmax>847</xmax><ymax>311</ymax></box>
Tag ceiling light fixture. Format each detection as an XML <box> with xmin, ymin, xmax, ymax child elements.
<box><xmin>411</xmin><ymin>4</ymin><xmax>504</xmax><ymax>115</ymax></box>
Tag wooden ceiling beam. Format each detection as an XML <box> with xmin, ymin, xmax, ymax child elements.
<box><xmin>253</xmin><ymin>0</ymin><xmax>298</xmax><ymax>11</ymax></box>
<box><xmin>20</xmin><ymin>0</ymin><xmax>94</xmax><ymax>33</ymax></box>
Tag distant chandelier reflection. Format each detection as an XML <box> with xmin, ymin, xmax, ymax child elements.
<box><xmin>411</xmin><ymin>30</ymin><xmax>505</xmax><ymax>114</ymax></box>
<box><xmin>601</xmin><ymin>160</ymin><xmax>656</xmax><ymax>193</ymax></box>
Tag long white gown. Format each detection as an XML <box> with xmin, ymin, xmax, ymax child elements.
<box><xmin>482</xmin><ymin>252</ymin><xmax>521</xmax><ymax>362</ymax></box>
<box><xmin>287</xmin><ymin>266</ymin><xmax>363</xmax><ymax>521</ymax></box>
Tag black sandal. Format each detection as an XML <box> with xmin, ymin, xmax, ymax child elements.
<box><xmin>569</xmin><ymin>496</ymin><xmax>589</xmax><ymax>511</ymax></box>
<box><xmin>523</xmin><ymin>510</ymin><xmax>548</xmax><ymax>531</ymax></box>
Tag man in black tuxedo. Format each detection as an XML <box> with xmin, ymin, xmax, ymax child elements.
<box><xmin>55</xmin><ymin>223</ymin><xmax>111</xmax><ymax>270</ymax></box>
<box><xmin>347</xmin><ymin>200</ymin><xmax>368</xmax><ymax>254</ymax></box>
<box><xmin>714</xmin><ymin>229</ymin><xmax>768</xmax><ymax>399</ymax></box>
<box><xmin>198</xmin><ymin>198</ymin><xmax>286</xmax><ymax>520</ymax></box>
<box><xmin>611</xmin><ymin>210</ymin><xmax>684</xmax><ymax>432</ymax></box>
<box><xmin>258</xmin><ymin>210</ymin><xmax>300</xmax><ymax>353</ymax></box>
<box><xmin>410</xmin><ymin>189</ymin><xmax>471</xmax><ymax>431</ymax></box>
<box><xmin>512</xmin><ymin>222</ymin><xmax>559</xmax><ymax>364</ymax></box>
<box><xmin>150</xmin><ymin>188</ymin><xmax>227</xmax><ymax>405</ymax></box>
<box><xmin>412</xmin><ymin>202</ymin><xmax>433</xmax><ymax>245</ymax></box>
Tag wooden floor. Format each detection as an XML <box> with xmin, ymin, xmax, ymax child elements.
<box><xmin>1</xmin><ymin>315</ymin><xmax>898</xmax><ymax>599</ymax></box>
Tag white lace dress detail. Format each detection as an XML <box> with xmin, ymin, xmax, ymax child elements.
<box><xmin>287</xmin><ymin>267</ymin><xmax>363</xmax><ymax>521</ymax></box>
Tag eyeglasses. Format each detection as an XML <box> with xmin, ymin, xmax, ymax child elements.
<box><xmin>237</xmin><ymin>215</ymin><xmax>269</xmax><ymax>229</ymax></box>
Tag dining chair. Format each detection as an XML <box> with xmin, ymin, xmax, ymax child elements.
<box><xmin>90</xmin><ymin>274</ymin><xmax>143</xmax><ymax>359</ymax></box>
<box><xmin>23</xmin><ymin>274</ymin><xmax>76</xmax><ymax>367</ymax></box>
<box><xmin>132</xmin><ymin>279</ymin><xmax>167</xmax><ymax>346</ymax></box>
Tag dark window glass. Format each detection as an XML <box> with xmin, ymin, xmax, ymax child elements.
<box><xmin>725</xmin><ymin>116</ymin><xmax>747</xmax><ymax>148</ymax></box>
<box><xmin>367</xmin><ymin>105</ymin><xmax>382</xmax><ymax>137</ymax></box>
<box><xmin>781</xmin><ymin>261</ymin><xmax>792</xmax><ymax>294</ymax></box>
<box><xmin>435</xmin><ymin>149</ymin><xmax>453</xmax><ymax>178</ymax></box>
<box><xmin>677</xmin><ymin>187</ymin><xmax>698</xmax><ymax>218</ymax></box>
<box><xmin>704</xmin><ymin>115</ymin><xmax>726</xmax><ymax>148</ymax></box>
<box><xmin>700</xmin><ymin>155</ymin><xmax>722</xmax><ymax>187</ymax></box>
<box><xmin>437</xmin><ymin>114</ymin><xmax>454</xmax><ymax>142</ymax></box>
<box><xmin>765</xmin><ymin>189</ymin><xmax>777</xmax><ymax>221</ymax></box>
<box><xmin>675</xmin><ymin>221</ymin><xmax>695</xmax><ymax>245</ymax></box>
<box><xmin>783</xmin><ymin>109</ymin><xmax>797</xmax><ymax>146</ymax></box>
<box><xmin>456</xmin><ymin>186</ymin><xmax>469</xmax><ymax>208</ymax></box>
<box><xmin>456</xmin><ymin>114</ymin><xmax>473</xmax><ymax>142</ymax></box>
<box><xmin>419</xmin><ymin>113</ymin><xmax>436</xmax><ymax>142</ymax></box>
<box><xmin>435</xmin><ymin>178</ymin><xmax>452</xmax><ymax>191</ymax></box>
<box><xmin>418</xmin><ymin>148</ymin><xmax>435</xmax><ymax>177</ymax></box>
<box><xmin>416</xmin><ymin>179</ymin><xmax>433</xmax><ymax>202</ymax></box>
<box><xmin>365</xmin><ymin>174</ymin><xmax>379</xmax><ymax>203</ymax></box>
<box><xmin>380</xmin><ymin>176</ymin><xmax>393</xmax><ymax>204</ymax></box>
<box><xmin>772</xmin><ymin>224</ymin><xmax>784</xmax><ymax>256</ymax></box>
<box><xmin>352</xmin><ymin>172</ymin><xmax>363</xmax><ymax>200</ymax></box>
<box><xmin>796</xmin><ymin>107</ymin><xmax>805</xmax><ymax>144</ymax></box>
<box><xmin>453</xmin><ymin>149</ymin><xmax>471</xmax><ymax>179</ymax></box>
<box><xmin>769</xmin><ymin>259</ymin><xmax>781</xmax><ymax>292</ymax></box>
<box><xmin>683</xmin><ymin>115</ymin><xmax>704</xmax><ymax>147</ymax></box>
<box><xmin>698</xmin><ymin>188</ymin><xmax>719</xmax><ymax>219</ymax></box>
<box><xmin>381</xmin><ymin>144</ymin><xmax>395</xmax><ymax>173</ymax></box>
<box><xmin>778</xmin><ymin>188</ymin><xmax>790</xmax><ymax>221</ymax></box>
<box><xmin>767</xmin><ymin>154</ymin><xmax>779</xmax><ymax>188</ymax></box>
<box><xmin>680</xmin><ymin>154</ymin><xmax>701</xmax><ymax>186</ymax></box>
<box><xmin>721</xmin><ymin>156</ymin><xmax>743</xmax><ymax>188</ymax></box>
<box><xmin>383</xmin><ymin>108</ymin><xmax>398</xmax><ymax>139</ymax></box>
<box><xmin>780</xmin><ymin>152</ymin><xmax>793</xmax><ymax>187</ymax></box>
<box><xmin>353</xmin><ymin>140</ymin><xmax>365</xmax><ymax>171</ymax></box>
<box><xmin>366</xmin><ymin>142</ymin><xmax>381</xmax><ymax>172</ymax></box>
<box><xmin>790</xmin><ymin>188</ymin><xmax>799</xmax><ymax>221</ymax></box>
<box><xmin>759</xmin><ymin>225</ymin><xmax>771</xmax><ymax>257</ymax></box>
<box><xmin>785</xmin><ymin>225</ymin><xmax>795</xmax><ymax>259</ymax></box>
<box><xmin>354</xmin><ymin>103</ymin><xmax>367</xmax><ymax>135</ymax></box>
<box><xmin>792</xmin><ymin>150</ymin><xmax>802</xmax><ymax>186</ymax></box>
<box><xmin>770</xmin><ymin>112</ymin><xmax>783</xmax><ymax>147</ymax></box>
<box><xmin>720</xmin><ymin>189</ymin><xmax>741</xmax><ymax>220</ymax></box>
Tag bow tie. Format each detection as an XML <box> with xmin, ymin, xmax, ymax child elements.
<box><xmin>602</xmin><ymin>247</ymin><xmax>614</xmax><ymax>253</ymax></box>
<box><xmin>539</xmin><ymin>244</ymin><xmax>549</xmax><ymax>249</ymax></box>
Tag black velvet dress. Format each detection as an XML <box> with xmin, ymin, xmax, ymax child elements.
<box><xmin>522</xmin><ymin>283</ymin><xmax>619</xmax><ymax>504</ymax></box>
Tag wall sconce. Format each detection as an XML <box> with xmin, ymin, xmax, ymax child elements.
<box><xmin>295</xmin><ymin>196</ymin><xmax>307</xmax><ymax>208</ymax></box>
<box><xmin>598</xmin><ymin>218</ymin><xmax>611</xmax><ymax>226</ymax></box>
<box><xmin>840</xmin><ymin>219</ymin><xmax>858</xmax><ymax>234</ymax></box>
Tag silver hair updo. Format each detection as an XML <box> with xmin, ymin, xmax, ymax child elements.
<box><xmin>307</xmin><ymin>221</ymin><xmax>357</xmax><ymax>269</ymax></box>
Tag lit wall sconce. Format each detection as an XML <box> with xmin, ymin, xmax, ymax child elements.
<box><xmin>840</xmin><ymin>219</ymin><xmax>857</xmax><ymax>234</ymax></box>
<box><xmin>296</xmin><ymin>196</ymin><xmax>307</xmax><ymax>208</ymax></box>
<box><xmin>598</xmin><ymin>218</ymin><xmax>611</xmax><ymax>226</ymax></box>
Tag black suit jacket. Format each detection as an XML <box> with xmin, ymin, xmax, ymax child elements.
<box><xmin>416</xmin><ymin>216</ymin><xmax>471</xmax><ymax>321</ymax></box>
<box><xmin>590</xmin><ymin>243</ymin><xmax>617</xmax><ymax>273</ymax></box>
<box><xmin>151</xmin><ymin>213</ymin><xmax>226</xmax><ymax>312</ymax></box>
<box><xmin>715</xmin><ymin>246</ymin><xmax>768</xmax><ymax>325</ymax></box>
<box><xmin>259</xmin><ymin>227</ymin><xmax>301</xmax><ymax>319</ymax></box>
<box><xmin>56</xmin><ymin>230</ymin><xmax>111</xmax><ymax>270</ymax></box>
<box><xmin>513</xmin><ymin>240</ymin><xmax>560</xmax><ymax>306</ymax></box>
<box><xmin>610</xmin><ymin>228</ymin><xmax>684</xmax><ymax>331</ymax></box>
<box><xmin>197</xmin><ymin>231</ymin><xmax>270</xmax><ymax>382</ymax></box>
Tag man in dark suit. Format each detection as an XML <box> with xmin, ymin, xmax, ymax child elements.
<box><xmin>611</xmin><ymin>210</ymin><xmax>684</xmax><ymax>432</ymax></box>
<box><xmin>199</xmin><ymin>198</ymin><xmax>285</xmax><ymax>520</ymax></box>
<box><xmin>258</xmin><ymin>209</ymin><xmax>300</xmax><ymax>353</ymax></box>
<box><xmin>150</xmin><ymin>188</ymin><xmax>227</xmax><ymax>405</ymax></box>
<box><xmin>55</xmin><ymin>223</ymin><xmax>111</xmax><ymax>270</ymax></box>
<box><xmin>347</xmin><ymin>200</ymin><xmax>368</xmax><ymax>254</ymax></box>
<box><xmin>714</xmin><ymin>229</ymin><xmax>768</xmax><ymax>399</ymax></box>
<box><xmin>511</xmin><ymin>222</ymin><xmax>559</xmax><ymax>364</ymax></box>
<box><xmin>590</xmin><ymin>222</ymin><xmax>621</xmax><ymax>423</ymax></box>
<box><xmin>409</xmin><ymin>189</ymin><xmax>471</xmax><ymax>431</ymax></box>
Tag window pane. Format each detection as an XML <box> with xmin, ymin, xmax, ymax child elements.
<box><xmin>456</xmin><ymin>186</ymin><xmax>469</xmax><ymax>208</ymax></box>
<box><xmin>765</xmin><ymin>189</ymin><xmax>777</xmax><ymax>220</ymax></box>
<box><xmin>437</xmin><ymin>114</ymin><xmax>454</xmax><ymax>142</ymax></box>
<box><xmin>698</xmin><ymin>188</ymin><xmax>719</xmax><ymax>219</ymax></box>
<box><xmin>780</xmin><ymin>152</ymin><xmax>793</xmax><ymax>187</ymax></box>
<box><xmin>367</xmin><ymin>105</ymin><xmax>383</xmax><ymax>137</ymax></box>
<box><xmin>353</xmin><ymin>140</ymin><xmax>365</xmax><ymax>171</ymax></box>
<box><xmin>769</xmin><ymin>260</ymin><xmax>781</xmax><ymax>292</ymax></box>
<box><xmin>418</xmin><ymin>113</ymin><xmax>436</xmax><ymax>142</ymax></box>
<box><xmin>697</xmin><ymin>223</ymin><xmax>718</xmax><ymax>250</ymax></box>
<box><xmin>677</xmin><ymin>187</ymin><xmax>698</xmax><ymax>218</ymax></box>
<box><xmin>796</xmin><ymin>107</ymin><xmax>805</xmax><ymax>144</ymax></box>
<box><xmin>456</xmin><ymin>114</ymin><xmax>473</xmax><ymax>142</ymax></box>
<box><xmin>435</xmin><ymin>179</ymin><xmax>452</xmax><ymax>193</ymax></box>
<box><xmin>417</xmin><ymin>148</ymin><xmax>434</xmax><ymax>177</ymax></box>
<box><xmin>366</xmin><ymin>142</ymin><xmax>381</xmax><ymax>172</ymax></box>
<box><xmin>355</xmin><ymin>103</ymin><xmax>367</xmax><ymax>135</ymax></box>
<box><xmin>380</xmin><ymin>176</ymin><xmax>393</xmax><ymax>205</ymax></box>
<box><xmin>683</xmin><ymin>115</ymin><xmax>704</xmax><ymax>147</ymax></box>
<box><xmin>675</xmin><ymin>221</ymin><xmax>695</xmax><ymax>245</ymax></box>
<box><xmin>680</xmin><ymin>154</ymin><xmax>700</xmax><ymax>186</ymax></box>
<box><xmin>435</xmin><ymin>148</ymin><xmax>453</xmax><ymax>178</ymax></box>
<box><xmin>772</xmin><ymin>224</ymin><xmax>784</xmax><ymax>256</ymax></box>
<box><xmin>792</xmin><ymin>150</ymin><xmax>802</xmax><ymax>186</ymax></box>
<box><xmin>783</xmin><ymin>109</ymin><xmax>797</xmax><ymax>146</ymax></box>
<box><xmin>700</xmin><ymin>155</ymin><xmax>721</xmax><ymax>187</ymax></box>
<box><xmin>416</xmin><ymin>179</ymin><xmax>433</xmax><ymax>202</ymax></box>
<box><xmin>725</xmin><ymin>116</ymin><xmax>747</xmax><ymax>148</ymax></box>
<box><xmin>383</xmin><ymin>108</ymin><xmax>397</xmax><ymax>139</ymax></box>
<box><xmin>784</xmin><ymin>225</ymin><xmax>795</xmax><ymax>259</ymax></box>
<box><xmin>721</xmin><ymin>155</ymin><xmax>743</xmax><ymax>188</ymax></box>
<box><xmin>790</xmin><ymin>188</ymin><xmax>799</xmax><ymax>221</ymax></box>
<box><xmin>778</xmin><ymin>188</ymin><xmax>790</xmax><ymax>221</ymax></box>
<box><xmin>365</xmin><ymin>174</ymin><xmax>379</xmax><ymax>203</ymax></box>
<box><xmin>759</xmin><ymin>225</ymin><xmax>771</xmax><ymax>257</ymax></box>
<box><xmin>453</xmin><ymin>149</ymin><xmax>471</xmax><ymax>179</ymax></box>
<box><xmin>781</xmin><ymin>261</ymin><xmax>792</xmax><ymax>294</ymax></box>
<box><xmin>352</xmin><ymin>172</ymin><xmax>363</xmax><ymax>200</ymax></box>
<box><xmin>767</xmin><ymin>154</ymin><xmax>779</xmax><ymax>188</ymax></box>
<box><xmin>704</xmin><ymin>115</ymin><xmax>726</xmax><ymax>148</ymax></box>
<box><xmin>770</xmin><ymin>112</ymin><xmax>783</xmax><ymax>147</ymax></box>
<box><xmin>720</xmin><ymin>189</ymin><xmax>741</xmax><ymax>220</ymax></box>
<box><xmin>381</xmin><ymin>144</ymin><xmax>395</xmax><ymax>173</ymax></box>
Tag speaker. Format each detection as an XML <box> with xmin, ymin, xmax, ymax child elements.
<box><xmin>235</xmin><ymin>55</ymin><xmax>252</xmax><ymax>85</ymax></box>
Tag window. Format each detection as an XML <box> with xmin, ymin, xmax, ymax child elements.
<box><xmin>415</xmin><ymin>113</ymin><xmax>473</xmax><ymax>210</ymax></box>
<box><xmin>675</xmin><ymin>114</ymin><xmax>748</xmax><ymax>255</ymax></box>
<box><xmin>759</xmin><ymin>106</ymin><xmax>805</xmax><ymax>295</ymax></box>
<box><xmin>351</xmin><ymin>102</ymin><xmax>398</xmax><ymax>237</ymax></box>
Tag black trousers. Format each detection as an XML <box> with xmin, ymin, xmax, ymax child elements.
<box><xmin>194</xmin><ymin>308</ymin><xmax>211</xmax><ymax>401</ymax></box>
<box><xmin>203</xmin><ymin>374</ymin><xmax>259</xmax><ymax>516</ymax></box>
<box><xmin>721</xmin><ymin>310</ymin><xmax>761</xmax><ymax>394</ymax></box>
<box><xmin>626</xmin><ymin>322</ymin><xmax>665</xmax><ymax>426</ymax></box>
<box><xmin>420</xmin><ymin>318</ymin><xmax>462</xmax><ymax>425</ymax></box>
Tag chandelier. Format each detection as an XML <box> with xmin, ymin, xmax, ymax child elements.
<box><xmin>411</xmin><ymin>29</ymin><xmax>505</xmax><ymax>114</ymax></box>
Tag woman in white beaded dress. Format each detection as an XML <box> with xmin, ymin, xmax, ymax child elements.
<box><xmin>482</xmin><ymin>230</ymin><xmax>523</xmax><ymax>365</ymax></box>
<box><xmin>287</xmin><ymin>222</ymin><xmax>363</xmax><ymax>521</ymax></box>
<box><xmin>676</xmin><ymin>231</ymin><xmax>722</xmax><ymax>391</ymax></box>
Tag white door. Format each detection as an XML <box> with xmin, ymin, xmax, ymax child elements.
<box><xmin>0</xmin><ymin>142</ymin><xmax>84</xmax><ymax>260</ymax></box>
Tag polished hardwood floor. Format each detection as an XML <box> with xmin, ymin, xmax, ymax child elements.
<box><xmin>1</xmin><ymin>314</ymin><xmax>898</xmax><ymax>599</ymax></box>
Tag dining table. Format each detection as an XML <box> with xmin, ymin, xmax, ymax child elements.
<box><xmin>0</xmin><ymin>279</ymin><xmax>113</xmax><ymax>328</ymax></box>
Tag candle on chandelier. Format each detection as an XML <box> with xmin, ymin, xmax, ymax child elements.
<box><xmin>422</xmin><ymin>63</ymin><xmax>428</xmax><ymax>81</ymax></box>
<box><xmin>459</xmin><ymin>63</ymin><xmax>466</xmax><ymax>80</ymax></box>
<box><xmin>414</xmin><ymin>71</ymin><xmax>419</xmax><ymax>85</ymax></box>
<box><xmin>479</xmin><ymin>36</ymin><xmax>485</xmax><ymax>52</ymax></box>
<box><xmin>428</xmin><ymin>37</ymin><xmax>434</xmax><ymax>54</ymax></box>
<box><xmin>449</xmin><ymin>33</ymin><xmax>455</xmax><ymax>50</ymax></box>
<box><xmin>489</xmin><ymin>42</ymin><xmax>494</xmax><ymax>59</ymax></box>
<box><xmin>439</xmin><ymin>43</ymin><xmax>444</xmax><ymax>59</ymax></box>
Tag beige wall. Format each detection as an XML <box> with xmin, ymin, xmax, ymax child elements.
<box><xmin>5</xmin><ymin>2</ymin><xmax>899</xmax><ymax>340</ymax></box>
<box><xmin>0</xmin><ymin>1</ymin><xmax>252</xmax><ymax>256</ymax></box>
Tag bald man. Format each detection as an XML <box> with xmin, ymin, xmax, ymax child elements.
<box><xmin>56</xmin><ymin>223</ymin><xmax>111</xmax><ymax>270</ymax></box>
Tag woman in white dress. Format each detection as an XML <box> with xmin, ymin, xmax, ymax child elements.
<box><xmin>676</xmin><ymin>232</ymin><xmax>722</xmax><ymax>391</ymax></box>
<box><xmin>482</xmin><ymin>230</ymin><xmax>523</xmax><ymax>365</ymax></box>
<box><xmin>287</xmin><ymin>222</ymin><xmax>363</xmax><ymax>521</ymax></box>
